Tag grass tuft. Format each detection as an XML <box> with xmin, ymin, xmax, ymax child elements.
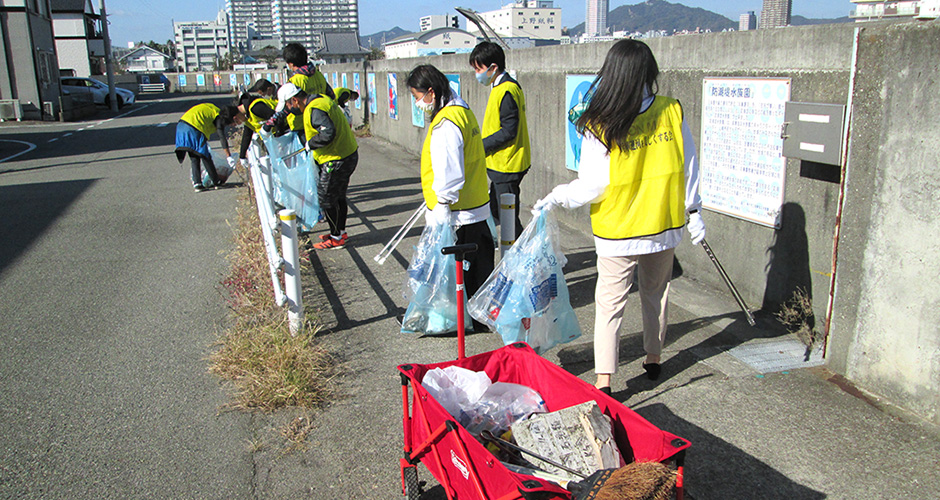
<box><xmin>209</xmin><ymin>180</ymin><xmax>334</xmax><ymax>412</ymax></box>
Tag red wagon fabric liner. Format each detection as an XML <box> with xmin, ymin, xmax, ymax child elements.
<box><xmin>398</xmin><ymin>342</ymin><xmax>690</xmax><ymax>500</ymax></box>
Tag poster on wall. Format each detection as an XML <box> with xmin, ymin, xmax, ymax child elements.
<box><xmin>388</xmin><ymin>73</ymin><xmax>398</xmax><ymax>120</ymax></box>
<box><xmin>367</xmin><ymin>73</ymin><xmax>377</xmax><ymax>115</ymax></box>
<box><xmin>196</xmin><ymin>74</ymin><xmax>206</xmax><ymax>87</ymax></box>
<box><xmin>273</xmin><ymin>72</ymin><xmax>279</xmax><ymax>84</ymax></box>
<box><xmin>244</xmin><ymin>73</ymin><xmax>251</xmax><ymax>87</ymax></box>
<box><xmin>700</xmin><ymin>77</ymin><xmax>791</xmax><ymax>228</ymax></box>
<box><xmin>229</xmin><ymin>73</ymin><xmax>237</xmax><ymax>88</ymax></box>
<box><xmin>332</xmin><ymin>72</ymin><xmax>339</xmax><ymax>88</ymax></box>
<box><xmin>564</xmin><ymin>74</ymin><xmax>596</xmax><ymax>171</ymax></box>
<box><xmin>354</xmin><ymin>73</ymin><xmax>362</xmax><ymax>110</ymax></box>
<box><xmin>445</xmin><ymin>74</ymin><xmax>461</xmax><ymax>97</ymax></box>
<box><xmin>342</xmin><ymin>73</ymin><xmax>348</xmax><ymax>89</ymax></box>
<box><xmin>178</xmin><ymin>74</ymin><xmax>187</xmax><ymax>87</ymax></box>
<box><xmin>266</xmin><ymin>73</ymin><xmax>272</xmax><ymax>82</ymax></box>
<box><xmin>411</xmin><ymin>95</ymin><xmax>425</xmax><ymax>128</ymax></box>
<box><xmin>213</xmin><ymin>74</ymin><xmax>221</xmax><ymax>87</ymax></box>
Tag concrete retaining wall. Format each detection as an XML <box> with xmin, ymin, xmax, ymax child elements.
<box><xmin>321</xmin><ymin>21</ymin><xmax>940</xmax><ymax>426</ymax></box>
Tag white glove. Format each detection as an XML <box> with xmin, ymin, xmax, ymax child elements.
<box><xmin>257</xmin><ymin>126</ymin><xmax>273</xmax><ymax>139</ymax></box>
<box><xmin>427</xmin><ymin>203</ymin><xmax>452</xmax><ymax>226</ymax></box>
<box><xmin>687</xmin><ymin>211</ymin><xmax>705</xmax><ymax>245</ymax></box>
<box><xmin>532</xmin><ymin>191</ymin><xmax>560</xmax><ymax>213</ymax></box>
<box><xmin>226</xmin><ymin>155</ymin><xmax>238</xmax><ymax>169</ymax></box>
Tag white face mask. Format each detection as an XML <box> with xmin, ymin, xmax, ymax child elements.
<box><xmin>414</xmin><ymin>92</ymin><xmax>434</xmax><ymax>112</ymax></box>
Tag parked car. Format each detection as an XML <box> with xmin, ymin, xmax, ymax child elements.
<box><xmin>60</xmin><ymin>77</ymin><xmax>136</xmax><ymax>109</ymax></box>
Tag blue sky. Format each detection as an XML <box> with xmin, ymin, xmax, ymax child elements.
<box><xmin>108</xmin><ymin>0</ymin><xmax>854</xmax><ymax>47</ymax></box>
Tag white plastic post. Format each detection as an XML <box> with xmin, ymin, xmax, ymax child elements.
<box><xmin>499</xmin><ymin>192</ymin><xmax>516</xmax><ymax>257</ymax></box>
<box><xmin>279</xmin><ymin>209</ymin><xmax>304</xmax><ymax>335</ymax></box>
<box><xmin>259</xmin><ymin>155</ymin><xmax>275</xmax><ymax>204</ymax></box>
<box><xmin>249</xmin><ymin>165</ymin><xmax>287</xmax><ymax>307</ymax></box>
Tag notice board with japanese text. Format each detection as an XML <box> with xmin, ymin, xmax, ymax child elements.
<box><xmin>700</xmin><ymin>77</ymin><xmax>790</xmax><ymax>228</ymax></box>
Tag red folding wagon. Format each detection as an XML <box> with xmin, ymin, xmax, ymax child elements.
<box><xmin>397</xmin><ymin>342</ymin><xmax>690</xmax><ymax>500</ymax></box>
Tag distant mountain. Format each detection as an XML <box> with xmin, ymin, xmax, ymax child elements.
<box><xmin>791</xmin><ymin>15</ymin><xmax>853</xmax><ymax>26</ymax></box>
<box><xmin>361</xmin><ymin>27</ymin><xmax>412</xmax><ymax>48</ymax></box>
<box><xmin>566</xmin><ymin>0</ymin><xmax>736</xmax><ymax>37</ymax></box>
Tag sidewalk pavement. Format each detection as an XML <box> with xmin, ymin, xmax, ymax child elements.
<box><xmin>252</xmin><ymin>137</ymin><xmax>939</xmax><ymax>499</ymax></box>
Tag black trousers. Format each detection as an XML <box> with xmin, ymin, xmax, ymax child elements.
<box><xmin>188</xmin><ymin>152</ymin><xmax>219</xmax><ymax>186</ymax></box>
<box><xmin>487</xmin><ymin>168</ymin><xmax>528</xmax><ymax>240</ymax></box>
<box><xmin>454</xmin><ymin>219</ymin><xmax>495</xmax><ymax>300</ymax></box>
<box><xmin>318</xmin><ymin>150</ymin><xmax>358</xmax><ymax>236</ymax></box>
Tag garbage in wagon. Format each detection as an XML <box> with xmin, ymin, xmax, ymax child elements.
<box><xmin>401</xmin><ymin>219</ymin><xmax>471</xmax><ymax>335</ymax></box>
<box><xmin>468</xmin><ymin>209</ymin><xmax>582</xmax><ymax>354</ymax></box>
<box><xmin>421</xmin><ymin>366</ymin><xmax>546</xmax><ymax>437</ymax></box>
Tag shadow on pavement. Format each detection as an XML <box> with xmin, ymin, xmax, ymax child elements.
<box><xmin>0</xmin><ymin>179</ymin><xmax>98</xmax><ymax>276</ymax></box>
<box><xmin>635</xmin><ymin>403</ymin><xmax>826</xmax><ymax>500</ymax></box>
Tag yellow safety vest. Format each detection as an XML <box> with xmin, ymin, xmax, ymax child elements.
<box><xmin>334</xmin><ymin>87</ymin><xmax>353</xmax><ymax>104</ymax></box>
<box><xmin>590</xmin><ymin>97</ymin><xmax>686</xmax><ymax>240</ymax></box>
<box><xmin>420</xmin><ymin>104</ymin><xmax>489</xmax><ymax>211</ymax></box>
<box><xmin>302</xmin><ymin>95</ymin><xmax>358</xmax><ymax>163</ymax></box>
<box><xmin>290</xmin><ymin>71</ymin><xmax>328</xmax><ymax>95</ymax></box>
<box><xmin>482</xmin><ymin>78</ymin><xmax>530</xmax><ymax>174</ymax></box>
<box><xmin>288</xmin><ymin>71</ymin><xmax>329</xmax><ymax>132</ymax></box>
<box><xmin>245</xmin><ymin>97</ymin><xmax>278</xmax><ymax>133</ymax></box>
<box><xmin>180</xmin><ymin>103</ymin><xmax>220</xmax><ymax>139</ymax></box>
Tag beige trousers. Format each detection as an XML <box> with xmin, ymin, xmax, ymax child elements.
<box><xmin>594</xmin><ymin>248</ymin><xmax>674</xmax><ymax>374</ymax></box>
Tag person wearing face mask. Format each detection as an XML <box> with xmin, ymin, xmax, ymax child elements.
<box><xmin>469</xmin><ymin>42</ymin><xmax>531</xmax><ymax>239</ymax></box>
<box><xmin>279</xmin><ymin>83</ymin><xmax>359</xmax><ymax>250</ymax></box>
<box><xmin>407</xmin><ymin>64</ymin><xmax>494</xmax><ymax>331</ymax></box>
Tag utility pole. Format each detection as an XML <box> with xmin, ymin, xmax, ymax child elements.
<box><xmin>100</xmin><ymin>0</ymin><xmax>117</xmax><ymax>111</ymax></box>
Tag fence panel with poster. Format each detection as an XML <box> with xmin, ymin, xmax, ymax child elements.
<box><xmin>700</xmin><ymin>77</ymin><xmax>790</xmax><ymax>228</ymax></box>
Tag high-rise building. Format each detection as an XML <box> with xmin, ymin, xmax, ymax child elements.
<box><xmin>272</xmin><ymin>0</ymin><xmax>359</xmax><ymax>57</ymax></box>
<box><xmin>420</xmin><ymin>14</ymin><xmax>460</xmax><ymax>31</ymax></box>
<box><xmin>585</xmin><ymin>0</ymin><xmax>609</xmax><ymax>37</ymax></box>
<box><xmin>225</xmin><ymin>0</ymin><xmax>359</xmax><ymax>57</ymax></box>
<box><xmin>468</xmin><ymin>1</ymin><xmax>562</xmax><ymax>41</ymax></box>
<box><xmin>226</xmin><ymin>0</ymin><xmax>275</xmax><ymax>51</ymax></box>
<box><xmin>175</xmin><ymin>10</ymin><xmax>230</xmax><ymax>72</ymax></box>
<box><xmin>759</xmin><ymin>0</ymin><xmax>792</xmax><ymax>29</ymax></box>
<box><xmin>739</xmin><ymin>11</ymin><xmax>757</xmax><ymax>31</ymax></box>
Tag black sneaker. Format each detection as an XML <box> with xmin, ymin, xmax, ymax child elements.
<box><xmin>194</xmin><ymin>183</ymin><xmax>206</xmax><ymax>192</ymax></box>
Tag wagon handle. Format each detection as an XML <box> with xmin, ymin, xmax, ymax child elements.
<box><xmin>442</xmin><ymin>243</ymin><xmax>478</xmax><ymax>360</ymax></box>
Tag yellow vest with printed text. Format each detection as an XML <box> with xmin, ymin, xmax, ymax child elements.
<box><xmin>245</xmin><ymin>97</ymin><xmax>278</xmax><ymax>133</ymax></box>
<box><xmin>180</xmin><ymin>103</ymin><xmax>220</xmax><ymax>139</ymax></box>
<box><xmin>482</xmin><ymin>78</ymin><xmax>530</xmax><ymax>174</ymax></box>
<box><xmin>590</xmin><ymin>97</ymin><xmax>686</xmax><ymax>240</ymax></box>
<box><xmin>302</xmin><ymin>95</ymin><xmax>358</xmax><ymax>163</ymax></box>
<box><xmin>420</xmin><ymin>104</ymin><xmax>489</xmax><ymax>211</ymax></box>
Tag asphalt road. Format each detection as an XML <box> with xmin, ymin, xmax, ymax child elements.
<box><xmin>0</xmin><ymin>95</ymin><xmax>254</xmax><ymax>498</ymax></box>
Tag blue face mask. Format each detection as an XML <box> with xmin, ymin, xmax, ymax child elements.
<box><xmin>475</xmin><ymin>66</ymin><xmax>495</xmax><ymax>86</ymax></box>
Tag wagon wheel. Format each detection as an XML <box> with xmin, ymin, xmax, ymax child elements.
<box><xmin>402</xmin><ymin>466</ymin><xmax>422</xmax><ymax>500</ymax></box>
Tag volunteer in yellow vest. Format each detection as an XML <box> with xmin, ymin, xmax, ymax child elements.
<box><xmin>407</xmin><ymin>64</ymin><xmax>494</xmax><ymax>330</ymax></box>
<box><xmin>469</xmin><ymin>42</ymin><xmax>531</xmax><ymax>239</ymax></box>
<box><xmin>235</xmin><ymin>86</ymin><xmax>280</xmax><ymax>163</ymax></box>
<box><xmin>262</xmin><ymin>43</ymin><xmax>334</xmax><ymax>139</ymax></box>
<box><xmin>333</xmin><ymin>87</ymin><xmax>360</xmax><ymax>127</ymax></box>
<box><xmin>533</xmin><ymin>40</ymin><xmax>706</xmax><ymax>394</ymax></box>
<box><xmin>174</xmin><ymin>102</ymin><xmax>245</xmax><ymax>192</ymax></box>
<box><xmin>280</xmin><ymin>83</ymin><xmax>359</xmax><ymax>250</ymax></box>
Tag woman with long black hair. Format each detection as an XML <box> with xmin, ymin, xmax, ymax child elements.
<box><xmin>534</xmin><ymin>39</ymin><xmax>706</xmax><ymax>393</ymax></box>
<box><xmin>407</xmin><ymin>64</ymin><xmax>494</xmax><ymax>328</ymax></box>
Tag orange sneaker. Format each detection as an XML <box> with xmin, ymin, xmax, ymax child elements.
<box><xmin>313</xmin><ymin>234</ymin><xmax>347</xmax><ymax>250</ymax></box>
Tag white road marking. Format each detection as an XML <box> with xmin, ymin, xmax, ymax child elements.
<box><xmin>47</xmin><ymin>138</ymin><xmax>58</xmax><ymax>143</ymax></box>
<box><xmin>62</xmin><ymin>133</ymin><xmax>72</xmax><ymax>138</ymax></box>
<box><xmin>156</xmin><ymin>122</ymin><xmax>169</xmax><ymax>128</ymax></box>
<box><xmin>0</xmin><ymin>140</ymin><xmax>38</xmax><ymax>163</ymax></box>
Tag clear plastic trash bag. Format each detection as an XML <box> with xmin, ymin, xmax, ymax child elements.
<box><xmin>421</xmin><ymin>367</ymin><xmax>546</xmax><ymax>438</ymax></box>
<box><xmin>261</xmin><ymin>133</ymin><xmax>320</xmax><ymax>232</ymax></box>
<box><xmin>468</xmin><ymin>209</ymin><xmax>582</xmax><ymax>354</ymax></box>
<box><xmin>401</xmin><ymin>217</ymin><xmax>471</xmax><ymax>336</ymax></box>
